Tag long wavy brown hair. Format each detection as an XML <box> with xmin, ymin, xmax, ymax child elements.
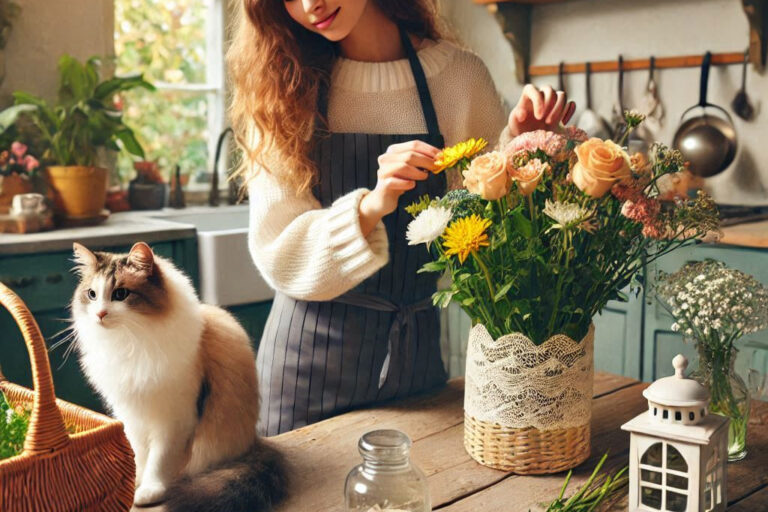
<box><xmin>227</xmin><ymin>0</ymin><xmax>444</xmax><ymax>193</ymax></box>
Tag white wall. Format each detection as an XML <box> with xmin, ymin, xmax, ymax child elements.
<box><xmin>0</xmin><ymin>0</ymin><xmax>114</xmax><ymax>103</ymax></box>
<box><xmin>444</xmin><ymin>0</ymin><xmax>768</xmax><ymax>205</ymax></box>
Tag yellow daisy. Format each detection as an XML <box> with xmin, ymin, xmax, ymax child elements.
<box><xmin>442</xmin><ymin>214</ymin><xmax>492</xmax><ymax>264</ymax></box>
<box><xmin>433</xmin><ymin>138</ymin><xmax>488</xmax><ymax>174</ymax></box>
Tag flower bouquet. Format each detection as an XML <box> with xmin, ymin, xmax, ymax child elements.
<box><xmin>0</xmin><ymin>141</ymin><xmax>39</xmax><ymax>213</ymax></box>
<box><xmin>405</xmin><ymin>111</ymin><xmax>720</xmax><ymax>473</ymax></box>
<box><xmin>655</xmin><ymin>260</ymin><xmax>768</xmax><ymax>461</ymax></box>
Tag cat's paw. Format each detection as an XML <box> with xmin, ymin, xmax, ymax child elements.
<box><xmin>133</xmin><ymin>480</ymin><xmax>167</xmax><ymax>506</ymax></box>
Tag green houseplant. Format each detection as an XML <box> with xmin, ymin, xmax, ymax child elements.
<box><xmin>0</xmin><ymin>54</ymin><xmax>153</xmax><ymax>218</ymax></box>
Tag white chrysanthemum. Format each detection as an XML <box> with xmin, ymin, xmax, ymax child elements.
<box><xmin>406</xmin><ymin>205</ymin><xmax>453</xmax><ymax>246</ymax></box>
<box><xmin>543</xmin><ymin>200</ymin><xmax>593</xmax><ymax>229</ymax></box>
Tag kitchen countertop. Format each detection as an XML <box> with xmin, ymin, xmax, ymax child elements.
<box><xmin>262</xmin><ymin>374</ymin><xmax>767</xmax><ymax>512</ymax></box>
<box><xmin>0</xmin><ymin>210</ymin><xmax>200</xmax><ymax>256</ymax></box>
<box><xmin>718</xmin><ymin>219</ymin><xmax>768</xmax><ymax>249</ymax></box>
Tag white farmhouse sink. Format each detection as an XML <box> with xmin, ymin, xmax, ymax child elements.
<box><xmin>153</xmin><ymin>205</ymin><xmax>274</xmax><ymax>306</ymax></box>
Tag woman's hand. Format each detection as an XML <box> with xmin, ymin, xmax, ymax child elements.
<box><xmin>507</xmin><ymin>84</ymin><xmax>576</xmax><ymax>139</ymax></box>
<box><xmin>358</xmin><ymin>140</ymin><xmax>439</xmax><ymax>237</ymax></box>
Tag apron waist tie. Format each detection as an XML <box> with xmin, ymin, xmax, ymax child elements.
<box><xmin>332</xmin><ymin>291</ymin><xmax>434</xmax><ymax>389</ymax></box>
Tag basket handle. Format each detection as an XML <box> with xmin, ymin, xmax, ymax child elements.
<box><xmin>0</xmin><ymin>282</ymin><xmax>70</xmax><ymax>454</ymax></box>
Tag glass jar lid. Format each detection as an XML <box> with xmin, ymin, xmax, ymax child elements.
<box><xmin>359</xmin><ymin>429</ymin><xmax>412</xmax><ymax>463</ymax></box>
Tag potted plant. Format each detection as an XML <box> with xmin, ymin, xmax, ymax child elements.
<box><xmin>0</xmin><ymin>141</ymin><xmax>38</xmax><ymax>213</ymax></box>
<box><xmin>0</xmin><ymin>54</ymin><xmax>153</xmax><ymax>218</ymax></box>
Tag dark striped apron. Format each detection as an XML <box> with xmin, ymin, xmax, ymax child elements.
<box><xmin>256</xmin><ymin>27</ymin><xmax>447</xmax><ymax>436</ymax></box>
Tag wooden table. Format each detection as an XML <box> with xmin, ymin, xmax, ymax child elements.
<box><xmin>270</xmin><ymin>373</ymin><xmax>768</xmax><ymax>511</ymax></box>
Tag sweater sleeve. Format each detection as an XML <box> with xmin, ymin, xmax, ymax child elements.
<box><xmin>247</xmin><ymin>170</ymin><xmax>389</xmax><ymax>301</ymax></box>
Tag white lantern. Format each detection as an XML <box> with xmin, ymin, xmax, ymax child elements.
<box><xmin>622</xmin><ymin>354</ymin><xmax>729</xmax><ymax>512</ymax></box>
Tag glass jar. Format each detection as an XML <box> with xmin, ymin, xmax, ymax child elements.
<box><xmin>345</xmin><ymin>429</ymin><xmax>431</xmax><ymax>512</ymax></box>
<box><xmin>692</xmin><ymin>344</ymin><xmax>751</xmax><ymax>461</ymax></box>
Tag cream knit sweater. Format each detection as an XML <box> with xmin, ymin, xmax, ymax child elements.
<box><xmin>247</xmin><ymin>40</ymin><xmax>509</xmax><ymax>301</ymax></box>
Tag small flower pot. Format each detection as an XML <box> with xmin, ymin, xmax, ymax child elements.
<box><xmin>0</xmin><ymin>173</ymin><xmax>33</xmax><ymax>214</ymax></box>
<box><xmin>45</xmin><ymin>165</ymin><xmax>108</xmax><ymax>218</ymax></box>
<box><xmin>128</xmin><ymin>180</ymin><xmax>168</xmax><ymax>210</ymax></box>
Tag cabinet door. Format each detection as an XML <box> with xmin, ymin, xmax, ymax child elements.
<box><xmin>226</xmin><ymin>301</ymin><xmax>273</xmax><ymax>353</ymax></box>
<box><xmin>644</xmin><ymin>244</ymin><xmax>768</xmax><ymax>382</ymax></box>
<box><xmin>593</xmin><ymin>286</ymin><xmax>644</xmax><ymax>379</ymax></box>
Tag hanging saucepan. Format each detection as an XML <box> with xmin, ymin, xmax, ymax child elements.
<box><xmin>576</xmin><ymin>61</ymin><xmax>613</xmax><ymax>139</ymax></box>
<box><xmin>672</xmin><ymin>51</ymin><xmax>738</xmax><ymax>178</ymax></box>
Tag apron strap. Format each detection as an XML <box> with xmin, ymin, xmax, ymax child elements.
<box><xmin>316</xmin><ymin>26</ymin><xmax>442</xmax><ymax>140</ymax></box>
<box><xmin>398</xmin><ymin>26</ymin><xmax>441</xmax><ymax>140</ymax></box>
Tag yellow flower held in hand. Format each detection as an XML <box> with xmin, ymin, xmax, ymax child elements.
<box><xmin>442</xmin><ymin>214</ymin><xmax>492</xmax><ymax>264</ymax></box>
<box><xmin>433</xmin><ymin>138</ymin><xmax>488</xmax><ymax>174</ymax></box>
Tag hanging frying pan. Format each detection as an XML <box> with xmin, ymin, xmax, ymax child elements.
<box><xmin>672</xmin><ymin>51</ymin><xmax>738</xmax><ymax>178</ymax></box>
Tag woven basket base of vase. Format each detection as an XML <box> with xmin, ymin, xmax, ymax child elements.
<box><xmin>463</xmin><ymin>413</ymin><xmax>590</xmax><ymax>474</ymax></box>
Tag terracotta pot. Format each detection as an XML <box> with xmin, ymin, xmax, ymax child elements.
<box><xmin>0</xmin><ymin>174</ymin><xmax>34</xmax><ymax>214</ymax></box>
<box><xmin>45</xmin><ymin>166</ymin><xmax>108</xmax><ymax>218</ymax></box>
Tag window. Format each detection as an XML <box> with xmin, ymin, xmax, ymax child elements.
<box><xmin>114</xmin><ymin>0</ymin><xmax>226</xmax><ymax>187</ymax></box>
<box><xmin>639</xmin><ymin>442</ymin><xmax>689</xmax><ymax>511</ymax></box>
<box><xmin>703</xmin><ymin>446</ymin><xmax>724</xmax><ymax>512</ymax></box>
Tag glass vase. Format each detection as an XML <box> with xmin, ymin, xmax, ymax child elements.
<box><xmin>345</xmin><ymin>430</ymin><xmax>430</xmax><ymax>512</ymax></box>
<box><xmin>692</xmin><ymin>344</ymin><xmax>750</xmax><ymax>461</ymax></box>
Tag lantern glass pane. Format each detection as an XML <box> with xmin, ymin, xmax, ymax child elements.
<box><xmin>667</xmin><ymin>491</ymin><xmax>688</xmax><ymax>511</ymax></box>
<box><xmin>641</xmin><ymin>469</ymin><xmax>662</xmax><ymax>484</ymax></box>
<box><xmin>668</xmin><ymin>473</ymin><xmax>688</xmax><ymax>490</ymax></box>
<box><xmin>667</xmin><ymin>445</ymin><xmax>688</xmax><ymax>472</ymax></box>
<box><xmin>641</xmin><ymin>443</ymin><xmax>663</xmax><ymax>467</ymax></box>
<box><xmin>704</xmin><ymin>480</ymin><xmax>713</xmax><ymax>509</ymax></box>
<box><xmin>641</xmin><ymin>486</ymin><xmax>662</xmax><ymax>509</ymax></box>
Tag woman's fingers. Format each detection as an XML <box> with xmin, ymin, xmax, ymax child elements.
<box><xmin>546</xmin><ymin>91</ymin><xmax>567</xmax><ymax>125</ymax></box>
<box><xmin>385</xmin><ymin>177</ymin><xmax>417</xmax><ymax>191</ymax></box>
<box><xmin>541</xmin><ymin>86</ymin><xmax>556</xmax><ymax>120</ymax></box>
<box><xmin>517</xmin><ymin>84</ymin><xmax>545</xmax><ymax>120</ymax></box>
<box><xmin>385</xmin><ymin>140</ymin><xmax>440</xmax><ymax>159</ymax></box>
<box><xmin>380</xmin><ymin>162</ymin><xmax>429</xmax><ymax>181</ymax></box>
<box><xmin>562</xmin><ymin>101</ymin><xmax>576</xmax><ymax>124</ymax></box>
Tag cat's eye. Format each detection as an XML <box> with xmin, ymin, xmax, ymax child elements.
<box><xmin>87</xmin><ymin>289</ymin><xmax>96</xmax><ymax>300</ymax></box>
<box><xmin>112</xmin><ymin>288</ymin><xmax>130</xmax><ymax>301</ymax></box>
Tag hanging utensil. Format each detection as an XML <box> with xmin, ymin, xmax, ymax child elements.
<box><xmin>576</xmin><ymin>61</ymin><xmax>612</xmax><ymax>139</ymax></box>
<box><xmin>672</xmin><ymin>51</ymin><xmax>738</xmax><ymax>178</ymax></box>
<box><xmin>731</xmin><ymin>49</ymin><xmax>754</xmax><ymax>121</ymax></box>
<box><xmin>638</xmin><ymin>56</ymin><xmax>664</xmax><ymax>137</ymax></box>
<box><xmin>558</xmin><ymin>61</ymin><xmax>566</xmax><ymax>94</ymax></box>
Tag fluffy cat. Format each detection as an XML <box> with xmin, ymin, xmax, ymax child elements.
<box><xmin>70</xmin><ymin>241</ymin><xmax>285</xmax><ymax>511</ymax></box>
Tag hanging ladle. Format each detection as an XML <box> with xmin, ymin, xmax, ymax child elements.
<box><xmin>672</xmin><ymin>51</ymin><xmax>738</xmax><ymax>178</ymax></box>
<box><xmin>576</xmin><ymin>62</ymin><xmax>612</xmax><ymax>139</ymax></box>
<box><xmin>731</xmin><ymin>49</ymin><xmax>754</xmax><ymax>121</ymax></box>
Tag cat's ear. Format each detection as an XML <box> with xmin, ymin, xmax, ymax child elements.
<box><xmin>128</xmin><ymin>242</ymin><xmax>154</xmax><ymax>273</ymax></box>
<box><xmin>73</xmin><ymin>242</ymin><xmax>97</xmax><ymax>269</ymax></box>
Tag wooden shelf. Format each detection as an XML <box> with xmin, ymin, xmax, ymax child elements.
<box><xmin>474</xmin><ymin>0</ymin><xmax>572</xmax><ymax>4</ymax></box>
<box><xmin>529</xmin><ymin>52</ymin><xmax>748</xmax><ymax>77</ymax></box>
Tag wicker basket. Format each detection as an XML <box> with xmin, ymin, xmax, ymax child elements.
<box><xmin>0</xmin><ymin>283</ymin><xmax>135</xmax><ymax>511</ymax></box>
<box><xmin>463</xmin><ymin>323</ymin><xmax>594</xmax><ymax>474</ymax></box>
<box><xmin>463</xmin><ymin>414</ymin><xmax>591</xmax><ymax>474</ymax></box>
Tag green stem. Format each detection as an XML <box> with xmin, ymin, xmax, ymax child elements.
<box><xmin>472</xmin><ymin>252</ymin><xmax>496</xmax><ymax>299</ymax></box>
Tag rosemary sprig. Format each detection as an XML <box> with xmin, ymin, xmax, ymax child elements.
<box><xmin>0</xmin><ymin>391</ymin><xmax>30</xmax><ymax>460</ymax></box>
<box><xmin>536</xmin><ymin>453</ymin><xmax>628</xmax><ymax>512</ymax></box>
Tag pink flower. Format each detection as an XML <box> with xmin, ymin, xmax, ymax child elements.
<box><xmin>509</xmin><ymin>158</ymin><xmax>549</xmax><ymax>196</ymax></box>
<box><xmin>621</xmin><ymin>196</ymin><xmax>661</xmax><ymax>225</ymax></box>
<box><xmin>642</xmin><ymin>222</ymin><xmax>673</xmax><ymax>240</ymax></box>
<box><xmin>563</xmin><ymin>126</ymin><xmax>589</xmax><ymax>143</ymax></box>
<box><xmin>23</xmin><ymin>155</ymin><xmax>39</xmax><ymax>172</ymax></box>
<box><xmin>10</xmin><ymin>142</ymin><xmax>27</xmax><ymax>160</ymax></box>
<box><xmin>504</xmin><ymin>130</ymin><xmax>568</xmax><ymax>159</ymax></box>
<box><xmin>611</xmin><ymin>183</ymin><xmax>644</xmax><ymax>203</ymax></box>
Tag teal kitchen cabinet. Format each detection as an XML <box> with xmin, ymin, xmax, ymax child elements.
<box><xmin>643</xmin><ymin>243</ymin><xmax>768</xmax><ymax>382</ymax></box>
<box><xmin>227</xmin><ymin>301</ymin><xmax>272</xmax><ymax>354</ymax></box>
<box><xmin>593</xmin><ymin>284</ymin><xmax>645</xmax><ymax>380</ymax></box>
<box><xmin>0</xmin><ymin>237</ymin><xmax>198</xmax><ymax>413</ymax></box>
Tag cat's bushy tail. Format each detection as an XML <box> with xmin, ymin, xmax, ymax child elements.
<box><xmin>163</xmin><ymin>440</ymin><xmax>287</xmax><ymax>512</ymax></box>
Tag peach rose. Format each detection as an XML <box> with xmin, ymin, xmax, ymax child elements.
<box><xmin>509</xmin><ymin>158</ymin><xmax>549</xmax><ymax>196</ymax></box>
<box><xmin>572</xmin><ymin>138</ymin><xmax>631</xmax><ymax>198</ymax></box>
<box><xmin>462</xmin><ymin>151</ymin><xmax>510</xmax><ymax>200</ymax></box>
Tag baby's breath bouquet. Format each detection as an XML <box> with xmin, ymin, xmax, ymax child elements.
<box><xmin>655</xmin><ymin>260</ymin><xmax>768</xmax><ymax>460</ymax></box>
<box><xmin>406</xmin><ymin>112</ymin><xmax>720</xmax><ymax>344</ymax></box>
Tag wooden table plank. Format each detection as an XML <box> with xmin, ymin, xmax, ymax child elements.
<box><xmin>727</xmin><ymin>400</ymin><xmax>768</xmax><ymax>504</ymax></box>
<box><xmin>272</xmin><ymin>373</ymin><xmax>637</xmax><ymax>512</ymax></box>
<box><xmin>728</xmin><ymin>486</ymin><xmax>768</xmax><ymax>511</ymax></box>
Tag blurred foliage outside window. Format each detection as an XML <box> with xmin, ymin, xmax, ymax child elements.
<box><xmin>114</xmin><ymin>0</ymin><xmax>224</xmax><ymax>186</ymax></box>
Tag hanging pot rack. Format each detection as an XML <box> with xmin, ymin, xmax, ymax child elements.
<box><xmin>528</xmin><ymin>52</ymin><xmax>748</xmax><ymax>78</ymax></box>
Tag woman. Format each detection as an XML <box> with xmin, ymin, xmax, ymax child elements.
<box><xmin>228</xmin><ymin>0</ymin><xmax>574</xmax><ymax>436</ymax></box>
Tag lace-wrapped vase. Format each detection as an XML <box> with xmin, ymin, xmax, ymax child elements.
<box><xmin>463</xmin><ymin>323</ymin><xmax>594</xmax><ymax>474</ymax></box>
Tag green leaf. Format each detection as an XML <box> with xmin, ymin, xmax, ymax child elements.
<box><xmin>93</xmin><ymin>75</ymin><xmax>155</xmax><ymax>100</ymax></box>
<box><xmin>493</xmin><ymin>281</ymin><xmax>514</xmax><ymax>303</ymax></box>
<box><xmin>0</xmin><ymin>104</ymin><xmax>37</xmax><ymax>132</ymax></box>
<box><xmin>418</xmin><ymin>260</ymin><xmax>447</xmax><ymax>274</ymax></box>
<box><xmin>115</xmin><ymin>128</ymin><xmax>145</xmax><ymax>158</ymax></box>
<box><xmin>510</xmin><ymin>210</ymin><xmax>533</xmax><ymax>239</ymax></box>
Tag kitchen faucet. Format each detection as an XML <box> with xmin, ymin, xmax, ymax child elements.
<box><xmin>209</xmin><ymin>127</ymin><xmax>235</xmax><ymax>206</ymax></box>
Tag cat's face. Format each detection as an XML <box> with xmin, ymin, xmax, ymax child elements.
<box><xmin>72</xmin><ymin>242</ymin><xmax>167</xmax><ymax>329</ymax></box>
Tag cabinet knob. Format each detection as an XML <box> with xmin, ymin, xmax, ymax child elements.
<box><xmin>45</xmin><ymin>273</ymin><xmax>63</xmax><ymax>284</ymax></box>
<box><xmin>2</xmin><ymin>276</ymin><xmax>36</xmax><ymax>288</ymax></box>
